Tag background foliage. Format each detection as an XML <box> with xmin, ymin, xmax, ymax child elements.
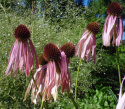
<box><xmin>0</xmin><ymin>0</ymin><xmax>125</xmax><ymax>108</ymax></box>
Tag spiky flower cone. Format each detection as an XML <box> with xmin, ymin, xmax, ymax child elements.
<box><xmin>107</xmin><ymin>2</ymin><xmax>122</xmax><ymax>16</ymax></box>
<box><xmin>14</xmin><ymin>24</ymin><xmax>30</xmax><ymax>41</ymax></box>
<box><xmin>87</xmin><ymin>22</ymin><xmax>100</xmax><ymax>35</ymax></box>
<box><xmin>43</xmin><ymin>43</ymin><xmax>61</xmax><ymax>62</ymax></box>
<box><xmin>60</xmin><ymin>42</ymin><xmax>75</xmax><ymax>59</ymax></box>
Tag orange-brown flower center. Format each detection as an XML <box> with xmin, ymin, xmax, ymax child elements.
<box><xmin>43</xmin><ymin>43</ymin><xmax>61</xmax><ymax>62</ymax></box>
<box><xmin>87</xmin><ymin>22</ymin><xmax>100</xmax><ymax>35</ymax></box>
<box><xmin>107</xmin><ymin>2</ymin><xmax>122</xmax><ymax>16</ymax></box>
<box><xmin>14</xmin><ymin>24</ymin><xmax>30</xmax><ymax>41</ymax></box>
<box><xmin>60</xmin><ymin>42</ymin><xmax>75</xmax><ymax>59</ymax></box>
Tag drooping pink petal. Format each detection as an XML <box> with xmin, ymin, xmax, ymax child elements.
<box><xmin>28</xmin><ymin>40</ymin><xmax>34</xmax><ymax>70</ymax></box>
<box><xmin>92</xmin><ymin>35</ymin><xmax>96</xmax><ymax>63</ymax></box>
<box><xmin>60</xmin><ymin>52</ymin><xmax>71</xmax><ymax>93</ymax></box>
<box><xmin>85</xmin><ymin>35</ymin><xmax>93</xmax><ymax>61</ymax></box>
<box><xmin>13</xmin><ymin>42</ymin><xmax>20</xmax><ymax>77</ymax></box>
<box><xmin>116</xmin><ymin>77</ymin><xmax>125</xmax><ymax>109</ymax></box>
<box><xmin>23</xmin><ymin>64</ymin><xmax>47</xmax><ymax>102</ymax></box>
<box><xmin>103</xmin><ymin>15</ymin><xmax>117</xmax><ymax>46</ymax></box>
<box><xmin>8</xmin><ymin>40</ymin><xmax>17</xmax><ymax>63</ymax></box>
<box><xmin>112</xmin><ymin>18</ymin><xmax>118</xmax><ymax>45</ymax></box>
<box><xmin>116</xmin><ymin>93</ymin><xmax>125</xmax><ymax>109</ymax></box>
<box><xmin>102</xmin><ymin>15</ymin><xmax>110</xmax><ymax>46</ymax></box>
<box><xmin>19</xmin><ymin>42</ymin><xmax>24</xmax><ymax>70</ymax></box>
<box><xmin>25</xmin><ymin>41</ymin><xmax>30</xmax><ymax>76</ymax></box>
<box><xmin>81</xmin><ymin>34</ymin><xmax>91</xmax><ymax>59</ymax></box>
<box><xmin>116</xmin><ymin>16</ymin><xmax>124</xmax><ymax>46</ymax></box>
<box><xmin>23</xmin><ymin>42</ymin><xmax>26</xmax><ymax>70</ymax></box>
<box><xmin>29</xmin><ymin>38</ymin><xmax>39</xmax><ymax>69</ymax></box>
<box><xmin>107</xmin><ymin>15</ymin><xmax>116</xmax><ymax>34</ymax></box>
<box><xmin>76</xmin><ymin>31</ymin><xmax>89</xmax><ymax>57</ymax></box>
<box><xmin>103</xmin><ymin>15</ymin><xmax>110</xmax><ymax>35</ymax></box>
<box><xmin>5</xmin><ymin>40</ymin><xmax>19</xmax><ymax>76</ymax></box>
<box><xmin>79</xmin><ymin>30</ymin><xmax>89</xmax><ymax>42</ymax></box>
<box><xmin>42</xmin><ymin>61</ymin><xmax>56</xmax><ymax>101</ymax></box>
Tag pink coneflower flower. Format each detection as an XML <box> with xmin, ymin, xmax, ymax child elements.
<box><xmin>5</xmin><ymin>24</ymin><xmax>39</xmax><ymax>76</ymax></box>
<box><xmin>116</xmin><ymin>77</ymin><xmax>125</xmax><ymax>109</ymax></box>
<box><xmin>60</xmin><ymin>42</ymin><xmax>75</xmax><ymax>92</ymax></box>
<box><xmin>24</xmin><ymin>43</ymin><xmax>74</xmax><ymax>103</ymax></box>
<box><xmin>75</xmin><ymin>22</ymin><xmax>100</xmax><ymax>63</ymax></box>
<box><xmin>102</xmin><ymin>2</ymin><xmax>124</xmax><ymax>46</ymax></box>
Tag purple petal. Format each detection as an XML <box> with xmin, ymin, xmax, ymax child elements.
<box><xmin>103</xmin><ymin>15</ymin><xmax>117</xmax><ymax>46</ymax></box>
<box><xmin>116</xmin><ymin>16</ymin><xmax>124</xmax><ymax>46</ymax></box>
<box><xmin>13</xmin><ymin>42</ymin><xmax>21</xmax><ymax>77</ymax></box>
<box><xmin>85</xmin><ymin>36</ymin><xmax>93</xmax><ymax>61</ymax></box>
<box><xmin>25</xmin><ymin>42</ymin><xmax>30</xmax><ymax>76</ymax></box>
<box><xmin>8</xmin><ymin>40</ymin><xmax>17</xmax><ymax>63</ymax></box>
<box><xmin>60</xmin><ymin>52</ymin><xmax>71</xmax><ymax>92</ymax></box>
<box><xmin>116</xmin><ymin>77</ymin><xmax>125</xmax><ymax>109</ymax></box>
<box><xmin>5</xmin><ymin>40</ymin><xmax>19</xmax><ymax>76</ymax></box>
<box><xmin>92</xmin><ymin>35</ymin><xmax>96</xmax><ymax>63</ymax></box>
<box><xmin>28</xmin><ymin>38</ymin><xmax>39</xmax><ymax>69</ymax></box>
<box><xmin>19</xmin><ymin>42</ymin><xmax>24</xmax><ymax>70</ymax></box>
<box><xmin>81</xmin><ymin>33</ymin><xmax>91</xmax><ymax>59</ymax></box>
<box><xmin>75</xmin><ymin>31</ymin><xmax>89</xmax><ymax>57</ymax></box>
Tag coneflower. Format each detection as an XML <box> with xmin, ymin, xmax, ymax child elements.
<box><xmin>76</xmin><ymin>22</ymin><xmax>100</xmax><ymax>63</ymax></box>
<box><xmin>102</xmin><ymin>2</ymin><xmax>124</xmax><ymax>46</ymax></box>
<box><xmin>24</xmin><ymin>43</ymin><xmax>71</xmax><ymax>103</ymax></box>
<box><xmin>5</xmin><ymin>24</ymin><xmax>38</xmax><ymax>76</ymax></box>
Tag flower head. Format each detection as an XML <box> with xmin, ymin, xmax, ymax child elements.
<box><xmin>43</xmin><ymin>43</ymin><xmax>61</xmax><ymax>62</ymax></box>
<box><xmin>5</xmin><ymin>24</ymin><xmax>38</xmax><ymax>76</ymax></box>
<box><xmin>102</xmin><ymin>2</ymin><xmax>124</xmax><ymax>46</ymax></box>
<box><xmin>107</xmin><ymin>2</ymin><xmax>122</xmax><ymax>16</ymax></box>
<box><xmin>14</xmin><ymin>24</ymin><xmax>30</xmax><ymax>41</ymax></box>
<box><xmin>76</xmin><ymin>22</ymin><xmax>100</xmax><ymax>63</ymax></box>
<box><xmin>116</xmin><ymin>77</ymin><xmax>125</xmax><ymax>109</ymax></box>
<box><xmin>24</xmin><ymin>43</ymin><xmax>71</xmax><ymax>103</ymax></box>
<box><xmin>60</xmin><ymin>42</ymin><xmax>75</xmax><ymax>59</ymax></box>
<box><xmin>87</xmin><ymin>22</ymin><xmax>100</xmax><ymax>35</ymax></box>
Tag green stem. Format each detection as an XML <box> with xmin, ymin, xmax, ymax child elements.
<box><xmin>116</xmin><ymin>46</ymin><xmax>121</xmax><ymax>86</ymax></box>
<box><xmin>114</xmin><ymin>23</ymin><xmax>121</xmax><ymax>86</ymax></box>
<box><xmin>40</xmin><ymin>100</ymin><xmax>48</xmax><ymax>109</ymax></box>
<box><xmin>68</xmin><ymin>92</ymin><xmax>78</xmax><ymax>109</ymax></box>
<box><xmin>40</xmin><ymin>101</ymin><xmax>44</xmax><ymax>109</ymax></box>
<box><xmin>75</xmin><ymin>58</ymin><xmax>82</xmax><ymax>102</ymax></box>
